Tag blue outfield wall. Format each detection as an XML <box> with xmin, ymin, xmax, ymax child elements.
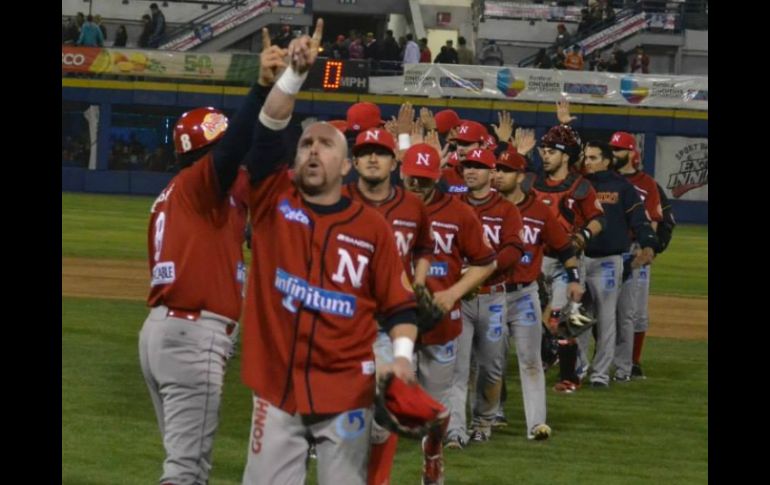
<box><xmin>62</xmin><ymin>79</ymin><xmax>708</xmax><ymax>223</ymax></box>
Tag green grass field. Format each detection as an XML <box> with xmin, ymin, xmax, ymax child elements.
<box><xmin>62</xmin><ymin>192</ymin><xmax>708</xmax><ymax>484</ymax></box>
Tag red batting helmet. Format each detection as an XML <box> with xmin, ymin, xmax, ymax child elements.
<box><xmin>173</xmin><ymin>107</ymin><xmax>229</xmax><ymax>155</ymax></box>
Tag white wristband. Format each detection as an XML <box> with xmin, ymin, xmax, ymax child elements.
<box><xmin>275</xmin><ymin>66</ymin><xmax>308</xmax><ymax>95</ymax></box>
<box><xmin>258</xmin><ymin>109</ymin><xmax>291</xmax><ymax>131</ymax></box>
<box><xmin>398</xmin><ymin>133</ymin><xmax>411</xmax><ymax>151</ymax></box>
<box><xmin>392</xmin><ymin>336</ymin><xmax>414</xmax><ymax>363</ymax></box>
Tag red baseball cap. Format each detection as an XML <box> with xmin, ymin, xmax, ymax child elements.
<box><xmin>446</xmin><ymin>150</ymin><xmax>459</xmax><ymax>167</ymax></box>
<box><xmin>497</xmin><ymin>148</ymin><xmax>527</xmax><ymax>171</ymax></box>
<box><xmin>402</xmin><ymin>143</ymin><xmax>441</xmax><ymax>180</ymax></box>
<box><xmin>462</xmin><ymin>148</ymin><xmax>496</xmax><ymax>169</ymax></box>
<box><xmin>346</xmin><ymin>102</ymin><xmax>384</xmax><ymax>132</ymax></box>
<box><xmin>609</xmin><ymin>131</ymin><xmax>636</xmax><ymax>151</ymax></box>
<box><xmin>327</xmin><ymin>119</ymin><xmax>348</xmax><ymax>133</ymax></box>
<box><xmin>434</xmin><ymin>109</ymin><xmax>461</xmax><ymax>134</ymax></box>
<box><xmin>483</xmin><ymin>134</ymin><xmax>498</xmax><ymax>151</ymax></box>
<box><xmin>352</xmin><ymin>128</ymin><xmax>396</xmax><ymax>156</ymax></box>
<box><xmin>454</xmin><ymin>120</ymin><xmax>488</xmax><ymax>143</ymax></box>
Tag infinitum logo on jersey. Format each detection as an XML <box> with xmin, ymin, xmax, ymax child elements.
<box><xmin>428</xmin><ymin>262</ymin><xmax>448</xmax><ymax>277</ymax></box>
<box><xmin>448</xmin><ymin>185</ymin><xmax>468</xmax><ymax>193</ymax></box>
<box><xmin>278</xmin><ymin>199</ymin><xmax>310</xmax><ymax>225</ymax></box>
<box><xmin>201</xmin><ymin>112</ymin><xmax>228</xmax><ymax>141</ymax></box>
<box><xmin>275</xmin><ymin>268</ymin><xmax>356</xmax><ymax>317</ymax></box>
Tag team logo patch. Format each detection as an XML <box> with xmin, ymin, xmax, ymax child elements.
<box><xmin>151</xmin><ymin>262</ymin><xmax>175</xmax><ymax>286</ymax></box>
<box><xmin>433</xmin><ymin>341</ymin><xmax>457</xmax><ymax>364</ymax></box>
<box><xmin>428</xmin><ymin>262</ymin><xmax>449</xmax><ymax>277</ymax></box>
<box><xmin>278</xmin><ymin>199</ymin><xmax>310</xmax><ymax>226</ymax></box>
<box><xmin>486</xmin><ymin>304</ymin><xmax>505</xmax><ymax>342</ymax></box>
<box><xmin>274</xmin><ymin>268</ymin><xmax>357</xmax><ymax>317</ymax></box>
<box><xmin>520</xmin><ymin>251</ymin><xmax>533</xmax><ymax>265</ymax></box>
<box><xmin>336</xmin><ymin>409</ymin><xmax>367</xmax><ymax>440</ymax></box>
<box><xmin>448</xmin><ymin>185</ymin><xmax>468</xmax><ymax>193</ymax></box>
<box><xmin>201</xmin><ymin>112</ymin><xmax>228</xmax><ymax>141</ymax></box>
<box><xmin>236</xmin><ymin>261</ymin><xmax>246</xmax><ymax>283</ymax></box>
<box><xmin>361</xmin><ymin>360</ymin><xmax>375</xmax><ymax>375</ymax></box>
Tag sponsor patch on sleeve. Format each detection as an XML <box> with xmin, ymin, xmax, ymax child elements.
<box><xmin>151</xmin><ymin>262</ymin><xmax>176</xmax><ymax>286</ymax></box>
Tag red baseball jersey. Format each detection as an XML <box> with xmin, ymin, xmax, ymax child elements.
<box><xmin>342</xmin><ymin>183</ymin><xmax>433</xmax><ymax>277</ymax></box>
<box><xmin>460</xmin><ymin>192</ymin><xmax>525</xmax><ymax>286</ymax></box>
<box><xmin>420</xmin><ymin>191</ymin><xmax>497</xmax><ymax>345</ymax></box>
<box><xmin>531</xmin><ymin>172</ymin><xmax>604</xmax><ymax>242</ymax></box>
<box><xmin>147</xmin><ymin>153</ymin><xmax>247</xmax><ymax>321</ymax></box>
<box><xmin>241</xmin><ymin>167</ymin><xmax>416</xmax><ymax>415</ymax></box>
<box><xmin>509</xmin><ymin>194</ymin><xmax>573</xmax><ymax>284</ymax></box>
<box><xmin>624</xmin><ymin>171</ymin><xmax>663</xmax><ymax>222</ymax></box>
<box><xmin>440</xmin><ymin>165</ymin><xmax>467</xmax><ymax>194</ymax></box>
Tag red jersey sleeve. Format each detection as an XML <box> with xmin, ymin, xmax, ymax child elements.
<box><xmin>413</xmin><ymin>202</ymin><xmax>433</xmax><ymax>259</ymax></box>
<box><xmin>494</xmin><ymin>202</ymin><xmax>525</xmax><ymax>272</ymax></box>
<box><xmin>248</xmin><ymin>166</ymin><xmax>294</xmax><ymax>224</ymax></box>
<box><xmin>576</xmin><ymin>182</ymin><xmax>604</xmax><ymax>223</ymax></box>
<box><xmin>640</xmin><ymin>174</ymin><xmax>663</xmax><ymax>222</ymax></box>
<box><xmin>174</xmin><ymin>153</ymin><xmax>224</xmax><ymax>214</ymax></box>
<box><xmin>541</xmin><ymin>206</ymin><xmax>573</xmax><ymax>252</ymax></box>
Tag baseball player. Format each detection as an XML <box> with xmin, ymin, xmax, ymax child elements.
<box><xmin>231</xmin><ymin>22</ymin><xmax>420</xmax><ymax>485</ymax></box>
<box><xmin>493</xmin><ymin>148</ymin><xmax>581</xmax><ymax>439</ymax></box>
<box><xmin>448</xmin><ymin>148</ymin><xmax>525</xmax><ymax>445</ymax></box>
<box><xmin>578</xmin><ymin>140</ymin><xmax>658</xmax><ymax>388</ymax></box>
<box><xmin>439</xmin><ymin>120</ymin><xmax>487</xmax><ymax>193</ymax></box>
<box><xmin>401</xmin><ymin>142</ymin><xmax>496</xmax><ymax>474</ymax></box>
<box><xmin>137</xmin><ymin>27</ymin><xmax>287</xmax><ymax>485</ymax></box>
<box><xmin>341</xmin><ymin>127</ymin><xmax>434</xmax><ymax>485</ymax></box>
<box><xmin>530</xmin><ymin>122</ymin><xmax>605</xmax><ymax>394</ymax></box>
<box><xmin>609</xmin><ymin>132</ymin><xmax>664</xmax><ymax>381</ymax></box>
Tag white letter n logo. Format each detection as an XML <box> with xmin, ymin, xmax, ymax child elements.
<box><xmin>417</xmin><ymin>153</ymin><xmax>430</xmax><ymax>166</ymax></box>
<box><xmin>433</xmin><ymin>231</ymin><xmax>455</xmax><ymax>254</ymax></box>
<box><xmin>331</xmin><ymin>248</ymin><xmax>369</xmax><ymax>288</ymax></box>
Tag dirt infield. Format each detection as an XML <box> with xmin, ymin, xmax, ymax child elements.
<box><xmin>62</xmin><ymin>257</ymin><xmax>707</xmax><ymax>340</ymax></box>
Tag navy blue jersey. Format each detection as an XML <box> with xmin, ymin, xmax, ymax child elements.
<box><xmin>584</xmin><ymin>170</ymin><xmax>657</xmax><ymax>257</ymax></box>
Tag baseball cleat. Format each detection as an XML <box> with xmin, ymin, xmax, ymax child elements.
<box><xmin>528</xmin><ymin>423</ymin><xmax>552</xmax><ymax>441</ymax></box>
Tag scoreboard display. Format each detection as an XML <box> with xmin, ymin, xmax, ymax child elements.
<box><xmin>303</xmin><ymin>58</ymin><xmax>369</xmax><ymax>93</ymax></box>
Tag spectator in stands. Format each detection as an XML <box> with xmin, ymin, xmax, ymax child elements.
<box><xmin>403</xmin><ymin>34</ymin><xmax>420</xmax><ymax>64</ymax></box>
<box><xmin>534</xmin><ymin>48</ymin><xmax>553</xmax><ymax>69</ymax></box>
<box><xmin>114</xmin><ymin>25</ymin><xmax>128</xmax><ymax>47</ymax></box>
<box><xmin>586</xmin><ymin>51</ymin><xmax>602</xmax><ymax>71</ymax></box>
<box><xmin>348</xmin><ymin>34</ymin><xmax>365</xmax><ymax>60</ymax></box>
<box><xmin>75</xmin><ymin>12</ymin><xmax>85</xmax><ymax>35</ymax></box>
<box><xmin>77</xmin><ymin>15</ymin><xmax>105</xmax><ymax>47</ymax></box>
<box><xmin>445</xmin><ymin>40</ymin><xmax>459</xmax><ymax>64</ymax></box>
<box><xmin>457</xmin><ymin>36</ymin><xmax>474</xmax><ymax>65</ymax></box>
<box><xmin>553</xmin><ymin>46</ymin><xmax>566</xmax><ymax>69</ymax></box>
<box><xmin>273</xmin><ymin>25</ymin><xmax>294</xmax><ymax>49</ymax></box>
<box><xmin>148</xmin><ymin>3</ymin><xmax>166</xmax><ymax>48</ymax></box>
<box><xmin>380</xmin><ymin>30</ymin><xmax>401</xmax><ymax>61</ymax></box>
<box><xmin>398</xmin><ymin>36</ymin><xmax>408</xmax><ymax>60</ymax></box>
<box><xmin>608</xmin><ymin>44</ymin><xmax>628</xmax><ymax>72</ymax></box>
<box><xmin>94</xmin><ymin>15</ymin><xmax>108</xmax><ymax>41</ymax></box>
<box><xmin>555</xmin><ymin>23</ymin><xmax>571</xmax><ymax>48</ymax></box>
<box><xmin>602</xmin><ymin>0</ymin><xmax>616</xmax><ymax>23</ymax></box>
<box><xmin>419</xmin><ymin>38</ymin><xmax>432</xmax><ymax>63</ymax></box>
<box><xmin>139</xmin><ymin>14</ymin><xmax>152</xmax><ymax>48</ymax></box>
<box><xmin>364</xmin><ymin>32</ymin><xmax>380</xmax><ymax>61</ymax></box>
<box><xmin>434</xmin><ymin>45</ymin><xmax>455</xmax><ymax>64</ymax></box>
<box><xmin>630</xmin><ymin>45</ymin><xmax>650</xmax><ymax>73</ymax></box>
<box><xmin>478</xmin><ymin>39</ymin><xmax>504</xmax><ymax>66</ymax></box>
<box><xmin>145</xmin><ymin>146</ymin><xmax>171</xmax><ymax>172</ymax></box>
<box><xmin>577</xmin><ymin>9</ymin><xmax>594</xmax><ymax>36</ymax></box>
<box><xmin>332</xmin><ymin>35</ymin><xmax>349</xmax><ymax>60</ymax></box>
<box><xmin>564</xmin><ymin>46</ymin><xmax>585</xmax><ymax>70</ymax></box>
<box><xmin>62</xmin><ymin>17</ymin><xmax>80</xmax><ymax>44</ymax></box>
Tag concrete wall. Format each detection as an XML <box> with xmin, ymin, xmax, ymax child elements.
<box><xmin>478</xmin><ymin>18</ymin><xmax>572</xmax><ymax>45</ymax></box>
<box><xmin>63</xmin><ymin>0</ymin><xmax>215</xmax><ymax>23</ymax></box>
<box><xmin>312</xmin><ymin>0</ymin><xmax>409</xmax><ymax>15</ymax></box>
<box><xmin>420</xmin><ymin>5</ymin><xmax>475</xmax><ymax>52</ymax></box>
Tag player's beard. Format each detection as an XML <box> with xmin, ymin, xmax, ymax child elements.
<box><xmin>614</xmin><ymin>153</ymin><xmax>631</xmax><ymax>169</ymax></box>
<box><xmin>359</xmin><ymin>173</ymin><xmax>390</xmax><ymax>188</ymax></box>
<box><xmin>295</xmin><ymin>161</ymin><xmax>329</xmax><ymax>196</ymax></box>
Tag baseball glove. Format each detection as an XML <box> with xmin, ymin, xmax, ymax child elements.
<box><xmin>556</xmin><ymin>300</ymin><xmax>596</xmax><ymax>339</ymax></box>
<box><xmin>413</xmin><ymin>284</ymin><xmax>445</xmax><ymax>333</ymax></box>
<box><xmin>374</xmin><ymin>373</ymin><xmax>449</xmax><ymax>438</ymax></box>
